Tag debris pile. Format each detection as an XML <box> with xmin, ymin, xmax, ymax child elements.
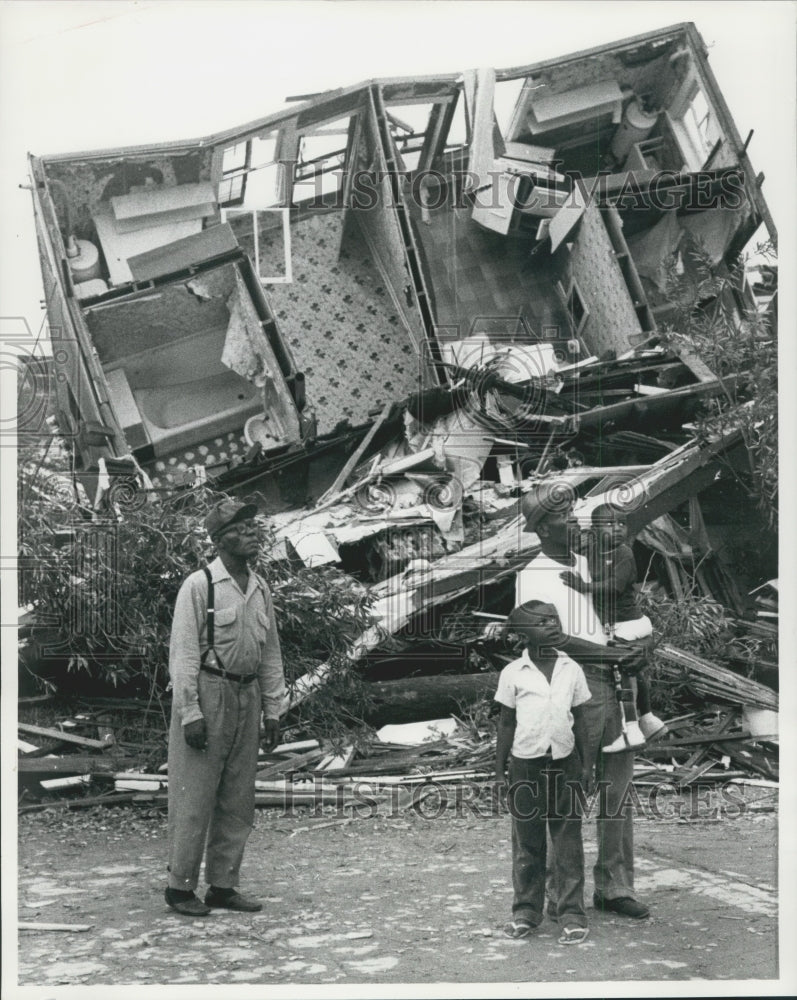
<box><xmin>19</xmin><ymin>24</ymin><xmax>779</xmax><ymax>813</ymax></box>
<box><xmin>18</xmin><ymin>702</ymin><xmax>777</xmax><ymax>815</ymax></box>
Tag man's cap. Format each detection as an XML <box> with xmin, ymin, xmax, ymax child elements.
<box><xmin>205</xmin><ymin>499</ymin><xmax>258</xmax><ymax>540</ymax></box>
<box><xmin>520</xmin><ymin>484</ymin><xmax>574</xmax><ymax>533</ymax></box>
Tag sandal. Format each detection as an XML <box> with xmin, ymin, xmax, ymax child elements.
<box><xmin>558</xmin><ymin>925</ymin><xmax>589</xmax><ymax>945</ymax></box>
<box><xmin>503</xmin><ymin>919</ymin><xmax>534</xmax><ymax>939</ymax></box>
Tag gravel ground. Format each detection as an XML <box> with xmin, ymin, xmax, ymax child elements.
<box><xmin>14</xmin><ymin>791</ymin><xmax>779</xmax><ymax>991</ymax></box>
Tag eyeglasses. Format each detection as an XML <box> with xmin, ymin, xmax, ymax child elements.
<box><xmin>221</xmin><ymin>520</ymin><xmax>259</xmax><ymax>538</ymax></box>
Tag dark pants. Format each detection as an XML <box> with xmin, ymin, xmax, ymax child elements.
<box><xmin>582</xmin><ymin>672</ymin><xmax>636</xmax><ymax>900</ymax></box>
<box><xmin>508</xmin><ymin>752</ymin><xmax>587</xmax><ymax>929</ymax></box>
<box><xmin>615</xmin><ymin>635</ymin><xmax>654</xmax><ymax>716</ymax></box>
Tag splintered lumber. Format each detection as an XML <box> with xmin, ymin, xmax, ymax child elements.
<box><xmin>270</xmin><ymin>739</ymin><xmax>320</xmax><ymax>755</ymax></box>
<box><xmin>574</xmin><ymin>377</ymin><xmax>734</xmax><ymax>430</ymax></box>
<box><xmin>315</xmin><ymin>401</ymin><xmax>392</xmax><ymax>506</ymax></box>
<box><xmin>286</xmin><ymin>516</ymin><xmax>537</xmax><ymax>712</ymax></box>
<box><xmin>18</xmin><ymin>756</ymin><xmax>124</xmax><ymax>775</ymax></box>
<box><xmin>363</xmin><ymin>672</ymin><xmax>500</xmax><ymax>726</ymax></box>
<box><xmin>17</xmin><ymin>723</ymin><xmax>114</xmax><ymax>750</ymax></box>
<box><xmin>655</xmin><ymin>644</ymin><xmax>778</xmax><ymax>711</ymax></box>
<box><xmin>18</xmin><ymin>922</ymin><xmax>93</xmax><ymax>933</ymax></box>
<box><xmin>18</xmin><ymin>793</ymin><xmax>139</xmax><ymax>813</ymax></box>
<box><xmin>716</xmin><ymin>741</ymin><xmax>778</xmax><ymax>780</ymax></box>
<box><xmin>317</xmin><ymin>745</ymin><xmax>356</xmax><ymax>770</ymax></box>
<box><xmin>40</xmin><ymin>775</ymin><xmax>92</xmax><ymax>791</ymax></box>
<box><xmin>579</xmin><ymin>424</ymin><xmax>746</xmax><ymax>534</ymax></box>
<box><xmin>256</xmin><ymin>748</ymin><xmax>325</xmax><ymax>780</ymax></box>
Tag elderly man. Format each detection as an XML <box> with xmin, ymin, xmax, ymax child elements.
<box><xmin>513</xmin><ymin>488</ymin><xmax>650</xmax><ymax>920</ymax></box>
<box><xmin>165</xmin><ymin>499</ymin><xmax>286</xmax><ymax>917</ymax></box>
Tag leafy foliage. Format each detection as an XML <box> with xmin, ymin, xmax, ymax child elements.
<box><xmin>18</xmin><ymin>467</ymin><xmax>377</xmax><ymax>740</ymax></box>
<box><xmin>659</xmin><ymin>238</ymin><xmax>778</xmax><ymax>528</ymax></box>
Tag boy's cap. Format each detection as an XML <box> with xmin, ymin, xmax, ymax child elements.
<box><xmin>507</xmin><ymin>601</ymin><xmax>560</xmax><ymax>629</ymax></box>
<box><xmin>205</xmin><ymin>499</ymin><xmax>258</xmax><ymax>539</ymax></box>
<box><xmin>589</xmin><ymin>501</ymin><xmax>626</xmax><ymax>525</ymax></box>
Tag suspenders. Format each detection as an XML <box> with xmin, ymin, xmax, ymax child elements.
<box><xmin>202</xmin><ymin>566</ymin><xmax>216</xmax><ymax>659</ymax></box>
<box><xmin>199</xmin><ymin>566</ymin><xmax>258</xmax><ymax>684</ymax></box>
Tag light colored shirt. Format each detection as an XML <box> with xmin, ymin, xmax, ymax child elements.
<box><xmin>516</xmin><ymin>550</ymin><xmax>608</xmax><ymax>646</ymax></box>
<box><xmin>494</xmin><ymin>649</ymin><xmax>591</xmax><ymax>759</ymax></box>
<box><xmin>169</xmin><ymin>556</ymin><xmax>286</xmax><ymax>725</ymax></box>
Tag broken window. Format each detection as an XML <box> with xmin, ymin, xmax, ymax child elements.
<box><xmin>218</xmin><ymin>135</ymin><xmax>287</xmax><ymax>210</ymax></box>
<box><xmin>223</xmin><ymin>208</ymin><xmax>292</xmax><ymax>284</ymax></box>
<box><xmin>493</xmin><ymin>77</ymin><xmax>526</xmax><ymax>139</ymax></box>
<box><xmin>218</xmin><ymin>142</ymin><xmax>251</xmax><ymax>206</ymax></box>
<box><xmin>382</xmin><ymin>103</ymin><xmax>435</xmax><ymax>173</ymax></box>
<box><xmin>670</xmin><ymin>79</ymin><xmax>723</xmax><ymax>170</ymax></box>
<box><xmin>292</xmin><ymin>116</ymin><xmax>353</xmax><ymax>203</ymax></box>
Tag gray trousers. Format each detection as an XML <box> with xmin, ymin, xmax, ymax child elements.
<box><xmin>167</xmin><ymin>671</ymin><xmax>261</xmax><ymax>891</ymax></box>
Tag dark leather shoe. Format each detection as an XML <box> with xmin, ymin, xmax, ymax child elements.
<box><xmin>593</xmin><ymin>893</ymin><xmax>650</xmax><ymax>919</ymax></box>
<box><xmin>165</xmin><ymin>889</ymin><xmax>211</xmax><ymax>916</ymax></box>
<box><xmin>205</xmin><ymin>889</ymin><xmax>262</xmax><ymax>912</ymax></box>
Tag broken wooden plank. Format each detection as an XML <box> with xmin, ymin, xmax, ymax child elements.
<box><xmin>317</xmin><ymin>745</ymin><xmax>356</xmax><ymax>770</ymax></box>
<box><xmin>18</xmin><ymin>723</ymin><xmax>115</xmax><ymax>750</ymax></box>
<box><xmin>315</xmin><ymin>401</ymin><xmax>392</xmax><ymax>506</ymax></box>
<box><xmin>364</xmin><ymin>672</ymin><xmax>500</xmax><ymax>726</ymax></box>
<box><xmin>270</xmin><ymin>739</ymin><xmax>321</xmax><ymax>755</ymax></box>
<box><xmin>256</xmin><ymin>748</ymin><xmax>325</xmax><ymax>780</ymax></box>
<box><xmin>574</xmin><ymin>424</ymin><xmax>745</xmax><ymax>534</ymax></box>
<box><xmin>18</xmin><ymin>922</ymin><xmax>93</xmax><ymax>933</ymax></box>
<box><xmin>18</xmin><ymin>793</ymin><xmax>139</xmax><ymax>813</ymax></box>
<box><xmin>18</xmin><ymin>755</ymin><xmax>127</xmax><ymax>777</ymax></box>
<box><xmin>656</xmin><ymin>644</ymin><xmax>778</xmax><ymax>711</ymax></box>
<box><xmin>40</xmin><ymin>775</ymin><xmax>92</xmax><ymax>791</ymax></box>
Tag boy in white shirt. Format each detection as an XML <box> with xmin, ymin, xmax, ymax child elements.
<box><xmin>494</xmin><ymin>600</ymin><xmax>593</xmax><ymax>945</ymax></box>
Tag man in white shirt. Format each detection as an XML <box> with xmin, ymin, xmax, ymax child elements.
<box><xmin>494</xmin><ymin>601</ymin><xmax>592</xmax><ymax>945</ymax></box>
<box><xmin>512</xmin><ymin>488</ymin><xmax>650</xmax><ymax>920</ymax></box>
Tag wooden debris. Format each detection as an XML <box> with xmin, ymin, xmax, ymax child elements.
<box><xmin>655</xmin><ymin>645</ymin><xmax>778</xmax><ymax>710</ymax></box>
<box><xmin>18</xmin><ymin>922</ymin><xmax>93</xmax><ymax>933</ymax></box>
<box><xmin>317</xmin><ymin>745</ymin><xmax>356</xmax><ymax>770</ymax></box>
<box><xmin>18</xmin><ymin>756</ymin><xmax>123</xmax><ymax>775</ymax></box>
<box><xmin>364</xmin><ymin>672</ymin><xmax>500</xmax><ymax>725</ymax></box>
<box><xmin>18</xmin><ymin>723</ymin><xmax>115</xmax><ymax>751</ymax></box>
<box><xmin>256</xmin><ymin>748</ymin><xmax>325</xmax><ymax>780</ymax></box>
<box><xmin>315</xmin><ymin>401</ymin><xmax>392</xmax><ymax>507</ymax></box>
<box><xmin>269</xmin><ymin>739</ymin><xmax>321</xmax><ymax>755</ymax></box>
<box><xmin>18</xmin><ymin>793</ymin><xmax>140</xmax><ymax>814</ymax></box>
<box><xmin>290</xmin><ymin>818</ymin><xmax>354</xmax><ymax>836</ymax></box>
<box><xmin>40</xmin><ymin>775</ymin><xmax>91</xmax><ymax>791</ymax></box>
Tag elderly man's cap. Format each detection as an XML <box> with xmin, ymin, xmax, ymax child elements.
<box><xmin>205</xmin><ymin>499</ymin><xmax>258</xmax><ymax>539</ymax></box>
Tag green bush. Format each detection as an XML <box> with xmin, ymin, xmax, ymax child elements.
<box><xmin>660</xmin><ymin>239</ymin><xmax>778</xmax><ymax>529</ymax></box>
<box><xmin>18</xmin><ymin>476</ymin><xmax>376</xmax><ymax>740</ymax></box>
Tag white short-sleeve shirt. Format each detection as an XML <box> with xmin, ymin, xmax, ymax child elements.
<box><xmin>516</xmin><ymin>551</ymin><xmax>608</xmax><ymax>646</ymax></box>
<box><xmin>494</xmin><ymin>649</ymin><xmax>592</xmax><ymax>760</ymax></box>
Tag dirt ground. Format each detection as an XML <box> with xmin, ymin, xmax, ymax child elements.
<box><xmin>14</xmin><ymin>791</ymin><xmax>779</xmax><ymax>991</ymax></box>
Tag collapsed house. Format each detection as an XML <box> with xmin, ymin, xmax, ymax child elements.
<box><xmin>23</xmin><ymin>22</ymin><xmax>778</xmax><ymax>796</ymax></box>
<box><xmin>30</xmin><ymin>21</ymin><xmax>773</xmax><ymax>503</ymax></box>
